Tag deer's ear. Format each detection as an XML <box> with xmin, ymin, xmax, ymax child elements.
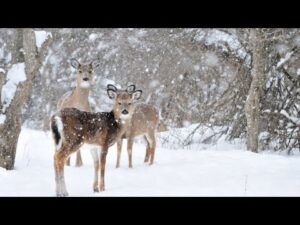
<box><xmin>107</xmin><ymin>84</ymin><xmax>117</xmax><ymax>92</ymax></box>
<box><xmin>91</xmin><ymin>60</ymin><xmax>100</xmax><ymax>68</ymax></box>
<box><xmin>126</xmin><ymin>84</ymin><xmax>136</xmax><ymax>93</ymax></box>
<box><xmin>132</xmin><ymin>90</ymin><xmax>142</xmax><ymax>100</ymax></box>
<box><xmin>70</xmin><ymin>58</ymin><xmax>80</xmax><ymax>69</ymax></box>
<box><xmin>107</xmin><ymin>89</ymin><xmax>117</xmax><ymax>99</ymax></box>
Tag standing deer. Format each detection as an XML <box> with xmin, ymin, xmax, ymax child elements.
<box><xmin>50</xmin><ymin>84</ymin><xmax>142</xmax><ymax>196</ymax></box>
<box><xmin>114</xmin><ymin>84</ymin><xmax>159</xmax><ymax>168</ymax></box>
<box><xmin>57</xmin><ymin>58</ymin><xmax>99</xmax><ymax>167</ymax></box>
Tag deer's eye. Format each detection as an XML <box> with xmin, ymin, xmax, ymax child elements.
<box><xmin>118</xmin><ymin>102</ymin><xmax>121</xmax><ymax>105</ymax></box>
<box><xmin>89</xmin><ymin>70</ymin><xmax>92</xmax><ymax>73</ymax></box>
<box><xmin>128</xmin><ymin>103</ymin><xmax>132</xmax><ymax>106</ymax></box>
<box><xmin>79</xmin><ymin>70</ymin><xmax>82</xmax><ymax>73</ymax></box>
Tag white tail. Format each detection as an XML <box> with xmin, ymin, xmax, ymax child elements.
<box><xmin>50</xmin><ymin>116</ymin><xmax>64</xmax><ymax>151</ymax></box>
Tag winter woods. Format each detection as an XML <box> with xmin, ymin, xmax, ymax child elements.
<box><xmin>1</xmin><ymin>28</ymin><xmax>300</xmax><ymax>170</ymax></box>
<box><xmin>0</xmin><ymin>29</ymin><xmax>52</xmax><ymax>169</ymax></box>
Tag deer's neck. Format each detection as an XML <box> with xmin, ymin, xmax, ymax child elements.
<box><xmin>73</xmin><ymin>86</ymin><xmax>90</xmax><ymax>103</ymax></box>
<box><xmin>112</xmin><ymin>112</ymin><xmax>131</xmax><ymax>139</ymax></box>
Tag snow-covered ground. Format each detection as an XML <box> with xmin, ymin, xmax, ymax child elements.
<box><xmin>1</xmin><ymin>127</ymin><xmax>300</xmax><ymax>196</ymax></box>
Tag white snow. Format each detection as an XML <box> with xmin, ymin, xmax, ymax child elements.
<box><xmin>97</xmin><ymin>41</ymin><xmax>109</xmax><ymax>51</ymax></box>
<box><xmin>194</xmin><ymin>29</ymin><xmax>250</xmax><ymax>66</ymax></box>
<box><xmin>193</xmin><ymin>65</ymin><xmax>200</xmax><ymax>71</ymax></box>
<box><xmin>0</xmin><ymin>68</ymin><xmax>5</xmax><ymax>73</ymax></box>
<box><xmin>89</xmin><ymin>33</ymin><xmax>97</xmax><ymax>41</ymax></box>
<box><xmin>1</xmin><ymin>63</ymin><xmax>26</xmax><ymax>111</ymax></box>
<box><xmin>1</xmin><ymin>127</ymin><xmax>300</xmax><ymax>196</ymax></box>
<box><xmin>183</xmin><ymin>120</ymin><xmax>191</xmax><ymax>127</ymax></box>
<box><xmin>275</xmin><ymin>44</ymin><xmax>288</xmax><ymax>54</ymax></box>
<box><xmin>149</xmin><ymin>80</ymin><xmax>159</xmax><ymax>88</ymax></box>
<box><xmin>34</xmin><ymin>31</ymin><xmax>52</xmax><ymax>49</ymax></box>
<box><xmin>0</xmin><ymin>114</ymin><xmax>6</xmax><ymax>124</ymax></box>
<box><xmin>100</xmin><ymin>78</ymin><xmax>117</xmax><ymax>88</ymax></box>
<box><xmin>280</xmin><ymin>109</ymin><xmax>300</xmax><ymax>125</ymax></box>
<box><xmin>294</xmin><ymin>35</ymin><xmax>300</xmax><ymax>47</ymax></box>
<box><xmin>103</xmin><ymin>48</ymin><xmax>118</xmax><ymax>60</ymax></box>
<box><xmin>204</xmin><ymin>52</ymin><xmax>219</xmax><ymax>66</ymax></box>
<box><xmin>0</xmin><ymin>48</ymin><xmax>3</xmax><ymax>59</ymax></box>
<box><xmin>128</xmin><ymin>36</ymin><xmax>140</xmax><ymax>46</ymax></box>
<box><xmin>276</xmin><ymin>51</ymin><xmax>293</xmax><ymax>68</ymax></box>
<box><xmin>136</xmin><ymin>29</ymin><xmax>147</xmax><ymax>38</ymax></box>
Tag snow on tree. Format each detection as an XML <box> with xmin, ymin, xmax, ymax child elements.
<box><xmin>1</xmin><ymin>28</ymin><xmax>300</xmax><ymax>156</ymax></box>
<box><xmin>0</xmin><ymin>29</ymin><xmax>52</xmax><ymax>170</ymax></box>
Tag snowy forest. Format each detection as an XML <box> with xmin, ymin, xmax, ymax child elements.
<box><xmin>1</xmin><ymin>28</ymin><xmax>300</xmax><ymax>196</ymax></box>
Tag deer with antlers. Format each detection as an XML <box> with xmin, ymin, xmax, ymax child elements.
<box><xmin>112</xmin><ymin>84</ymin><xmax>159</xmax><ymax>168</ymax></box>
<box><xmin>50</xmin><ymin>84</ymin><xmax>142</xmax><ymax>196</ymax></box>
<box><xmin>56</xmin><ymin>58</ymin><xmax>99</xmax><ymax>167</ymax></box>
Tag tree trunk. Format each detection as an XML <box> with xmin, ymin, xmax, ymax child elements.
<box><xmin>12</xmin><ymin>29</ymin><xmax>25</xmax><ymax>64</ymax></box>
<box><xmin>245</xmin><ymin>29</ymin><xmax>265</xmax><ymax>153</ymax></box>
<box><xmin>0</xmin><ymin>29</ymin><xmax>52</xmax><ymax>170</ymax></box>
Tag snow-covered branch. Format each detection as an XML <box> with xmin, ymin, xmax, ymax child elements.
<box><xmin>280</xmin><ymin>109</ymin><xmax>300</xmax><ymax>126</ymax></box>
<box><xmin>1</xmin><ymin>63</ymin><xmax>26</xmax><ymax>112</ymax></box>
<box><xmin>276</xmin><ymin>47</ymin><xmax>299</xmax><ymax>69</ymax></box>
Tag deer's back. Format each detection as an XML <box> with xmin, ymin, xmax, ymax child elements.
<box><xmin>57</xmin><ymin>90</ymin><xmax>90</xmax><ymax>112</ymax></box>
<box><xmin>56</xmin><ymin>108</ymin><xmax>121</xmax><ymax>146</ymax></box>
<box><xmin>129</xmin><ymin>103</ymin><xmax>159</xmax><ymax>137</ymax></box>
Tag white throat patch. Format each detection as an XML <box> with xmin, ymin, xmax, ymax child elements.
<box><xmin>120</xmin><ymin>114</ymin><xmax>130</xmax><ymax>121</ymax></box>
<box><xmin>80</xmin><ymin>81</ymin><xmax>90</xmax><ymax>88</ymax></box>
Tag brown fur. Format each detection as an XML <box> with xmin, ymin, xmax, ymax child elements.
<box><xmin>51</xmin><ymin>87</ymin><xmax>140</xmax><ymax>196</ymax></box>
<box><xmin>57</xmin><ymin>59</ymin><xmax>98</xmax><ymax>167</ymax></box>
<box><xmin>116</xmin><ymin>103</ymin><xmax>159</xmax><ymax>168</ymax></box>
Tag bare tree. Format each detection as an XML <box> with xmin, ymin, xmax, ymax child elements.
<box><xmin>0</xmin><ymin>29</ymin><xmax>52</xmax><ymax>169</ymax></box>
<box><xmin>244</xmin><ymin>29</ymin><xmax>265</xmax><ymax>153</ymax></box>
<box><xmin>12</xmin><ymin>28</ymin><xmax>300</xmax><ymax>152</ymax></box>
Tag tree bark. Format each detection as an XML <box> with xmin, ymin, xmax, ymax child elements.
<box><xmin>0</xmin><ymin>29</ymin><xmax>52</xmax><ymax>169</ymax></box>
<box><xmin>245</xmin><ymin>29</ymin><xmax>265</xmax><ymax>153</ymax></box>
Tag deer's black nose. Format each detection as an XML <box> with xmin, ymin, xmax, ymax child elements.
<box><xmin>122</xmin><ymin>109</ymin><xmax>128</xmax><ymax>115</ymax></box>
<box><xmin>83</xmin><ymin>78</ymin><xmax>89</xmax><ymax>81</ymax></box>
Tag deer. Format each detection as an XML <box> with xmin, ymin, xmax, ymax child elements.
<box><xmin>50</xmin><ymin>84</ymin><xmax>142</xmax><ymax>197</ymax></box>
<box><xmin>112</xmin><ymin>84</ymin><xmax>159</xmax><ymax>168</ymax></box>
<box><xmin>56</xmin><ymin>58</ymin><xmax>99</xmax><ymax>167</ymax></box>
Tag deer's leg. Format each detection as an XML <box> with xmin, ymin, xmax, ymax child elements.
<box><xmin>144</xmin><ymin>136</ymin><xmax>151</xmax><ymax>163</ymax></box>
<box><xmin>54</xmin><ymin>147</ymin><xmax>72</xmax><ymax>197</ymax></box>
<box><xmin>90</xmin><ymin>147</ymin><xmax>100</xmax><ymax>192</ymax></box>
<box><xmin>75</xmin><ymin>149</ymin><xmax>83</xmax><ymax>167</ymax></box>
<box><xmin>116</xmin><ymin>139</ymin><xmax>123</xmax><ymax>168</ymax></box>
<box><xmin>100</xmin><ymin>146</ymin><xmax>108</xmax><ymax>192</ymax></box>
<box><xmin>147</xmin><ymin>131</ymin><xmax>156</xmax><ymax>165</ymax></box>
<box><xmin>66</xmin><ymin>157</ymin><xmax>71</xmax><ymax>166</ymax></box>
<box><xmin>127</xmin><ymin>137</ymin><xmax>134</xmax><ymax>168</ymax></box>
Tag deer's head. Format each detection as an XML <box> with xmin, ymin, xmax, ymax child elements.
<box><xmin>70</xmin><ymin>58</ymin><xmax>100</xmax><ymax>89</ymax></box>
<box><xmin>107</xmin><ymin>84</ymin><xmax>142</xmax><ymax>121</ymax></box>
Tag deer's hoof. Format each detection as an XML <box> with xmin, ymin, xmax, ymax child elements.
<box><xmin>100</xmin><ymin>186</ymin><xmax>105</xmax><ymax>192</ymax></box>
<box><xmin>75</xmin><ymin>162</ymin><xmax>83</xmax><ymax>167</ymax></box>
<box><xmin>56</xmin><ymin>192</ymin><xmax>69</xmax><ymax>197</ymax></box>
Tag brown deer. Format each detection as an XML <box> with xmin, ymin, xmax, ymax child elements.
<box><xmin>57</xmin><ymin>58</ymin><xmax>99</xmax><ymax>167</ymax></box>
<box><xmin>114</xmin><ymin>84</ymin><xmax>159</xmax><ymax>168</ymax></box>
<box><xmin>50</xmin><ymin>84</ymin><xmax>142</xmax><ymax>196</ymax></box>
